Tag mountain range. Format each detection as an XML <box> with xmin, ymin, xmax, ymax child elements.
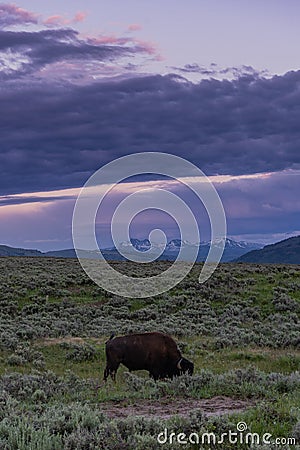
<box><xmin>115</xmin><ymin>238</ymin><xmax>263</xmax><ymax>262</ymax></box>
<box><xmin>0</xmin><ymin>238</ymin><xmax>262</xmax><ymax>262</ymax></box>
<box><xmin>1</xmin><ymin>235</ymin><xmax>299</xmax><ymax>263</ymax></box>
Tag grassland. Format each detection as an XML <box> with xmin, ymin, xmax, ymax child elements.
<box><xmin>0</xmin><ymin>257</ymin><xmax>299</xmax><ymax>449</ymax></box>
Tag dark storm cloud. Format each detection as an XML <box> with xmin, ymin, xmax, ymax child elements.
<box><xmin>1</xmin><ymin>70</ymin><xmax>300</xmax><ymax>194</ymax></box>
<box><xmin>0</xmin><ymin>194</ymin><xmax>75</xmax><ymax>206</ymax></box>
<box><xmin>0</xmin><ymin>28</ymin><xmax>143</xmax><ymax>77</ymax></box>
<box><xmin>217</xmin><ymin>170</ymin><xmax>300</xmax><ymax>239</ymax></box>
<box><xmin>217</xmin><ymin>170</ymin><xmax>300</xmax><ymax>217</ymax></box>
<box><xmin>171</xmin><ymin>63</ymin><xmax>269</xmax><ymax>78</ymax></box>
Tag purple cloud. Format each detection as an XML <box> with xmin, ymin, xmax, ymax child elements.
<box><xmin>0</xmin><ymin>3</ymin><xmax>38</xmax><ymax>29</ymax></box>
<box><xmin>0</xmin><ymin>27</ymin><xmax>156</xmax><ymax>78</ymax></box>
<box><xmin>0</xmin><ymin>2</ymin><xmax>160</xmax><ymax>80</ymax></box>
<box><xmin>171</xmin><ymin>63</ymin><xmax>269</xmax><ymax>79</ymax></box>
<box><xmin>0</xmin><ymin>170</ymin><xmax>299</xmax><ymax>250</ymax></box>
<box><xmin>2</xmin><ymin>70</ymin><xmax>300</xmax><ymax>195</ymax></box>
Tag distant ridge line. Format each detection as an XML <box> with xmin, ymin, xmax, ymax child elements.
<box><xmin>2</xmin><ymin>236</ymin><xmax>299</xmax><ymax>264</ymax></box>
<box><xmin>234</xmin><ymin>235</ymin><xmax>300</xmax><ymax>264</ymax></box>
<box><xmin>0</xmin><ymin>238</ymin><xmax>263</xmax><ymax>262</ymax></box>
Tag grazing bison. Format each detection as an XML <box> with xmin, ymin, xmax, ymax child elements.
<box><xmin>104</xmin><ymin>331</ymin><xmax>194</xmax><ymax>381</ymax></box>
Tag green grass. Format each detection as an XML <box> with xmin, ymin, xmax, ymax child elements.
<box><xmin>0</xmin><ymin>342</ymin><xmax>299</xmax><ymax>448</ymax></box>
<box><xmin>1</xmin><ymin>340</ymin><xmax>299</xmax><ymax>389</ymax></box>
<box><xmin>201</xmin><ymin>349</ymin><xmax>300</xmax><ymax>374</ymax></box>
<box><xmin>232</xmin><ymin>268</ymin><xmax>300</xmax><ymax>316</ymax></box>
<box><xmin>0</xmin><ymin>258</ymin><xmax>299</xmax><ymax>448</ymax></box>
<box><xmin>240</xmin><ymin>395</ymin><xmax>300</xmax><ymax>438</ymax></box>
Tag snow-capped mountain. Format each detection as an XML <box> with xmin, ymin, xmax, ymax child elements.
<box><xmin>165</xmin><ymin>239</ymin><xmax>199</xmax><ymax>252</ymax></box>
<box><xmin>197</xmin><ymin>238</ymin><xmax>263</xmax><ymax>262</ymax></box>
<box><xmin>109</xmin><ymin>237</ymin><xmax>263</xmax><ymax>262</ymax></box>
<box><xmin>117</xmin><ymin>238</ymin><xmax>153</xmax><ymax>252</ymax></box>
<box><xmin>129</xmin><ymin>238</ymin><xmax>151</xmax><ymax>251</ymax></box>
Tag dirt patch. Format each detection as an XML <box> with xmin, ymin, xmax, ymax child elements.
<box><xmin>37</xmin><ymin>337</ymin><xmax>86</xmax><ymax>346</ymax></box>
<box><xmin>35</xmin><ymin>336</ymin><xmax>107</xmax><ymax>346</ymax></box>
<box><xmin>100</xmin><ymin>396</ymin><xmax>253</xmax><ymax>419</ymax></box>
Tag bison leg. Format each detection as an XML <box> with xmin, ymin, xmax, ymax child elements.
<box><xmin>103</xmin><ymin>366</ymin><xmax>110</xmax><ymax>382</ymax></box>
<box><xmin>149</xmin><ymin>368</ymin><xmax>162</xmax><ymax>381</ymax></box>
<box><xmin>103</xmin><ymin>362</ymin><xmax>120</xmax><ymax>382</ymax></box>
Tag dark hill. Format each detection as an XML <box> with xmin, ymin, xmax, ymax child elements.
<box><xmin>234</xmin><ymin>236</ymin><xmax>300</xmax><ymax>264</ymax></box>
<box><xmin>45</xmin><ymin>249</ymin><xmax>77</xmax><ymax>258</ymax></box>
<box><xmin>0</xmin><ymin>245</ymin><xmax>43</xmax><ymax>257</ymax></box>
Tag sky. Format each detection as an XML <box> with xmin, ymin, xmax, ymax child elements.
<box><xmin>0</xmin><ymin>1</ymin><xmax>299</xmax><ymax>250</ymax></box>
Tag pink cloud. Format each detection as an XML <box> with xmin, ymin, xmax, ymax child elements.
<box><xmin>0</xmin><ymin>3</ymin><xmax>38</xmax><ymax>28</ymax></box>
<box><xmin>135</xmin><ymin>39</ymin><xmax>163</xmax><ymax>60</ymax></box>
<box><xmin>128</xmin><ymin>23</ymin><xmax>142</xmax><ymax>31</ymax></box>
<box><xmin>88</xmin><ymin>34</ymin><xmax>131</xmax><ymax>45</ymax></box>
<box><xmin>43</xmin><ymin>15</ymin><xmax>68</xmax><ymax>26</ymax></box>
<box><xmin>44</xmin><ymin>11</ymin><xmax>87</xmax><ymax>27</ymax></box>
<box><xmin>73</xmin><ymin>11</ymin><xmax>87</xmax><ymax>23</ymax></box>
<box><xmin>87</xmin><ymin>34</ymin><xmax>162</xmax><ymax>60</ymax></box>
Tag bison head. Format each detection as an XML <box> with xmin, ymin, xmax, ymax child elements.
<box><xmin>177</xmin><ymin>357</ymin><xmax>194</xmax><ymax>376</ymax></box>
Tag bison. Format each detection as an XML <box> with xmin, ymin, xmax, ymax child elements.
<box><xmin>104</xmin><ymin>331</ymin><xmax>194</xmax><ymax>381</ymax></box>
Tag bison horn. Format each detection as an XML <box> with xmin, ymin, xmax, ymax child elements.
<box><xmin>177</xmin><ymin>358</ymin><xmax>182</xmax><ymax>370</ymax></box>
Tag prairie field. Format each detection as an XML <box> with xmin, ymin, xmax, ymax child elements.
<box><xmin>0</xmin><ymin>257</ymin><xmax>299</xmax><ymax>449</ymax></box>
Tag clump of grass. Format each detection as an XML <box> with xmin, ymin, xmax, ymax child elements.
<box><xmin>0</xmin><ymin>258</ymin><xmax>299</xmax><ymax>448</ymax></box>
